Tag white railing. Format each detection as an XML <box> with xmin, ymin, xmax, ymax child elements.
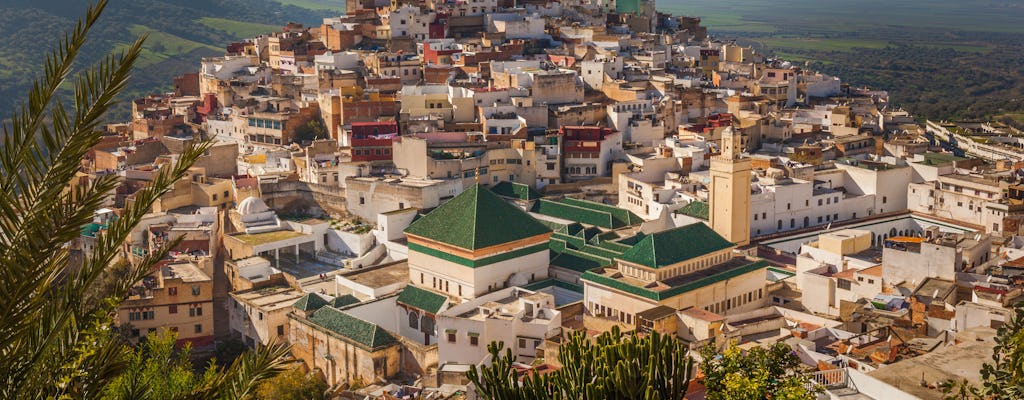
<box><xmin>805</xmin><ymin>368</ymin><xmax>848</xmax><ymax>391</ymax></box>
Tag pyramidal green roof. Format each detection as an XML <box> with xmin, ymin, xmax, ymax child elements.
<box><xmin>676</xmin><ymin>201</ymin><xmax>709</xmax><ymax>220</ymax></box>
<box><xmin>293</xmin><ymin>293</ymin><xmax>329</xmax><ymax>312</ymax></box>
<box><xmin>491</xmin><ymin>181</ymin><xmax>543</xmax><ymax>200</ymax></box>
<box><xmin>618</xmin><ymin>223</ymin><xmax>734</xmax><ymax>269</ymax></box>
<box><xmin>308</xmin><ymin>307</ymin><xmax>397</xmax><ymax>349</ymax></box>
<box><xmin>330</xmin><ymin>294</ymin><xmax>360</xmax><ymax>308</ymax></box>
<box><xmin>404</xmin><ymin>185</ymin><xmax>551</xmax><ymax>250</ymax></box>
<box><xmin>396</xmin><ymin>285</ymin><xmax>448</xmax><ymax>314</ymax></box>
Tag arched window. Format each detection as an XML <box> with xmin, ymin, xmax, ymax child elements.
<box><xmin>408</xmin><ymin>311</ymin><xmax>419</xmax><ymax>329</ymax></box>
<box><xmin>777</xmin><ymin>220</ymin><xmax>783</xmax><ymax>230</ymax></box>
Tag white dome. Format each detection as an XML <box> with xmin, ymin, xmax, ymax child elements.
<box><xmin>237</xmin><ymin>196</ymin><xmax>270</xmax><ymax>215</ymax></box>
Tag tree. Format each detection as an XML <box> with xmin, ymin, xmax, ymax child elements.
<box><xmin>293</xmin><ymin>119</ymin><xmax>328</xmax><ymax>143</ymax></box>
<box><xmin>103</xmin><ymin>331</ymin><xmax>292</xmax><ymax>399</ymax></box>
<box><xmin>0</xmin><ymin>1</ymin><xmax>290</xmax><ymax>398</ymax></box>
<box><xmin>254</xmin><ymin>364</ymin><xmax>331</xmax><ymax>400</ymax></box>
<box><xmin>943</xmin><ymin>303</ymin><xmax>1024</xmax><ymax>399</ymax></box>
<box><xmin>467</xmin><ymin>326</ymin><xmax>694</xmax><ymax>400</ymax></box>
<box><xmin>698</xmin><ymin>342</ymin><xmax>818</xmax><ymax>400</ymax></box>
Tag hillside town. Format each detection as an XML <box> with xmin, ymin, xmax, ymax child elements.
<box><xmin>73</xmin><ymin>0</ymin><xmax>1024</xmax><ymax>398</ymax></box>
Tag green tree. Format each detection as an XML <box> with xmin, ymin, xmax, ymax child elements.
<box><xmin>103</xmin><ymin>331</ymin><xmax>291</xmax><ymax>399</ymax></box>
<box><xmin>468</xmin><ymin>326</ymin><xmax>694</xmax><ymax>400</ymax></box>
<box><xmin>293</xmin><ymin>119</ymin><xmax>328</xmax><ymax>143</ymax></box>
<box><xmin>943</xmin><ymin>303</ymin><xmax>1024</xmax><ymax>399</ymax></box>
<box><xmin>254</xmin><ymin>365</ymin><xmax>331</xmax><ymax>400</ymax></box>
<box><xmin>0</xmin><ymin>1</ymin><xmax>290</xmax><ymax>398</ymax></box>
<box><xmin>698</xmin><ymin>342</ymin><xmax>818</xmax><ymax>400</ymax></box>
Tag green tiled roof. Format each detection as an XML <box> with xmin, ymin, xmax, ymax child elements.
<box><xmin>596</xmin><ymin>241</ymin><xmax>632</xmax><ymax>253</ymax></box>
<box><xmin>560</xmin><ymin>198</ymin><xmax>643</xmax><ymax>226</ymax></box>
<box><xmin>491</xmin><ymin>181</ymin><xmax>543</xmax><ymax>200</ymax></box>
<box><xmin>551</xmin><ymin>252</ymin><xmax>606</xmax><ymax>273</ymax></box>
<box><xmin>81</xmin><ymin>223</ymin><xmax>107</xmax><ymax>238</ymax></box>
<box><xmin>580</xmin><ymin>244</ymin><xmax>624</xmax><ymax>260</ymax></box>
<box><xmin>330</xmin><ymin>294</ymin><xmax>360</xmax><ymax>308</ymax></box>
<box><xmin>521</xmin><ymin>278</ymin><xmax>583</xmax><ymax>293</ymax></box>
<box><xmin>552</xmin><ymin>232</ymin><xmax>587</xmax><ymax>250</ymax></box>
<box><xmin>396</xmin><ymin>285</ymin><xmax>448</xmax><ymax>314</ymax></box>
<box><xmin>676</xmin><ymin>201</ymin><xmax>709</xmax><ymax>220</ymax></box>
<box><xmin>308</xmin><ymin>307</ymin><xmax>397</xmax><ymax>349</ymax></box>
<box><xmin>408</xmin><ymin>242</ymin><xmax>548</xmax><ymax>268</ymax></box>
<box><xmin>405</xmin><ymin>185</ymin><xmax>551</xmax><ymax>250</ymax></box>
<box><xmin>618</xmin><ymin>223</ymin><xmax>734</xmax><ymax>269</ymax></box>
<box><xmin>293</xmin><ymin>293</ymin><xmax>329</xmax><ymax>312</ymax></box>
<box><xmin>536</xmin><ymin>219</ymin><xmax>567</xmax><ymax>232</ymax></box>
<box><xmin>532</xmin><ymin>199</ymin><xmax>613</xmax><ymax>228</ymax></box>
<box><xmin>581</xmin><ymin>260</ymin><xmax>770</xmax><ymax>301</ymax></box>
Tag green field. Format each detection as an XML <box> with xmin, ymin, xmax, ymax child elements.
<box><xmin>198</xmin><ymin>17</ymin><xmax>282</xmax><ymax>38</ymax></box>
<box><xmin>119</xmin><ymin>25</ymin><xmax>222</xmax><ymax>68</ymax></box>
<box><xmin>659</xmin><ymin>0</ymin><xmax>1024</xmax><ymax>35</ymax></box>
<box><xmin>657</xmin><ymin>0</ymin><xmax>1024</xmax><ymax>121</ymax></box>
<box><xmin>274</xmin><ymin>0</ymin><xmax>346</xmax><ymax>12</ymax></box>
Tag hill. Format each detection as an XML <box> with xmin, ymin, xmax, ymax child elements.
<box><xmin>0</xmin><ymin>0</ymin><xmax>331</xmax><ymax>121</ymax></box>
<box><xmin>659</xmin><ymin>0</ymin><xmax>1024</xmax><ymax>122</ymax></box>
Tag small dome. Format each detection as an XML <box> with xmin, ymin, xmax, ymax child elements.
<box><xmin>237</xmin><ymin>196</ymin><xmax>270</xmax><ymax>215</ymax></box>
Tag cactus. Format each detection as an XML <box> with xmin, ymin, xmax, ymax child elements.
<box><xmin>467</xmin><ymin>326</ymin><xmax>693</xmax><ymax>400</ymax></box>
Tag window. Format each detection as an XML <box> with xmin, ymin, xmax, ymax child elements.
<box><xmin>257</xmin><ymin>311</ymin><xmax>262</xmax><ymax>320</ymax></box>
<box><xmin>360</xmin><ymin>197</ymin><xmax>365</xmax><ymax>205</ymax></box>
<box><xmin>818</xmin><ymin>199</ymin><xmax>823</xmax><ymax>206</ymax></box>
<box><xmin>194</xmin><ymin>324</ymin><xmax>202</xmax><ymax>334</ymax></box>
<box><xmin>882</xmin><ymin>196</ymin><xmax>887</xmax><ymax>204</ymax></box>
<box><xmin>277</xmin><ymin>325</ymin><xmax>284</xmax><ymax>336</ymax></box>
<box><xmin>837</xmin><ymin>279</ymin><xmax>852</xmax><ymax>290</ymax></box>
<box><xmin>867</xmin><ymin>279</ymin><xmax>875</xmax><ymax>284</ymax></box>
<box><xmin>409</xmin><ymin>311</ymin><xmax>419</xmax><ymax>329</ymax></box>
<box><xmin>224</xmin><ymin>190</ymin><xmax>229</xmax><ymax>198</ymax></box>
<box><xmin>448</xmin><ymin>333</ymin><xmax>456</xmax><ymax>343</ymax></box>
<box><xmin>787</xmin><ymin>203</ymin><xmax>791</xmax><ymax>210</ymax></box>
<box><xmin>519</xmin><ymin>338</ymin><xmax>527</xmax><ymax>348</ymax></box>
<box><xmin>212</xmin><ymin>194</ymin><xmax>218</xmax><ymax>201</ymax></box>
<box><xmin>169</xmin><ymin>305</ymin><xmax>178</xmax><ymax>314</ymax></box>
<box><xmin>470</xmin><ymin>335</ymin><xmax>479</xmax><ymax>346</ymax></box>
<box><xmin>192</xmin><ymin>286</ymin><xmax>200</xmax><ymax>296</ymax></box>
<box><xmin>168</xmin><ymin>287</ymin><xmax>177</xmax><ymax>296</ymax></box>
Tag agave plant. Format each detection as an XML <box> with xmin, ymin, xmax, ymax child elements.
<box><xmin>0</xmin><ymin>1</ymin><xmax>290</xmax><ymax>398</ymax></box>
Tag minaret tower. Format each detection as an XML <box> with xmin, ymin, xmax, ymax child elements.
<box><xmin>709</xmin><ymin>127</ymin><xmax>751</xmax><ymax>246</ymax></box>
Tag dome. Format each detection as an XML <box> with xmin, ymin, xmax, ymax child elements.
<box><xmin>237</xmin><ymin>196</ymin><xmax>270</xmax><ymax>215</ymax></box>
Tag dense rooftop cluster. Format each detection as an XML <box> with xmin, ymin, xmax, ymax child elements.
<box><xmin>64</xmin><ymin>0</ymin><xmax>1024</xmax><ymax>398</ymax></box>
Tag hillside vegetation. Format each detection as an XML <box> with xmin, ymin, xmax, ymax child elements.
<box><xmin>0</xmin><ymin>0</ymin><xmax>329</xmax><ymax>120</ymax></box>
<box><xmin>660</xmin><ymin>0</ymin><xmax>1024</xmax><ymax>122</ymax></box>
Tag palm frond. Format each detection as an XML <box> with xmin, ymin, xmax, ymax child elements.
<box><xmin>191</xmin><ymin>343</ymin><xmax>294</xmax><ymax>400</ymax></box>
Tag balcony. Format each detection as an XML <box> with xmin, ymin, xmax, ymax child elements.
<box><xmin>805</xmin><ymin>368</ymin><xmax>847</xmax><ymax>391</ymax></box>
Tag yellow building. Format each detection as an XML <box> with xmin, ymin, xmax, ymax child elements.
<box><xmin>117</xmin><ymin>260</ymin><xmax>215</xmax><ymax>346</ymax></box>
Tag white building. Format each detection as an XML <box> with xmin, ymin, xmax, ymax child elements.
<box><xmin>607</xmin><ymin>99</ymin><xmax>664</xmax><ymax>146</ymax></box>
<box><xmin>437</xmin><ymin>287</ymin><xmax>561</xmax><ymax>365</ymax></box>
<box><xmin>388</xmin><ymin>5</ymin><xmax>434</xmax><ymax>40</ymax></box>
